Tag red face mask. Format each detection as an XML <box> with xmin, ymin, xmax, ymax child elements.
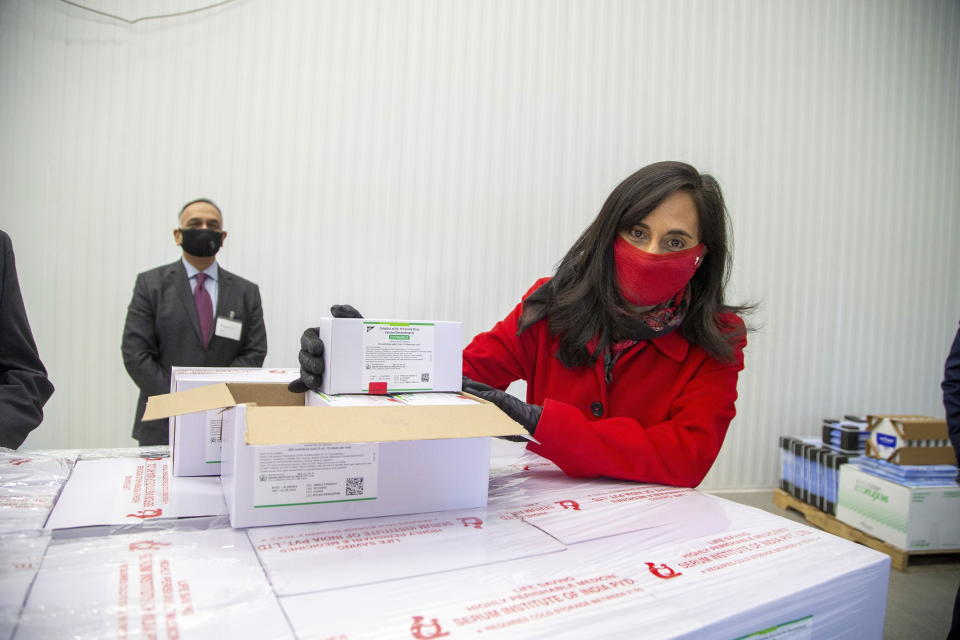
<box><xmin>613</xmin><ymin>236</ymin><xmax>705</xmax><ymax>307</ymax></box>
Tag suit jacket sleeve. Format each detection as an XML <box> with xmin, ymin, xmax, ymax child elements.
<box><xmin>121</xmin><ymin>273</ymin><xmax>168</xmax><ymax>397</ymax></box>
<box><xmin>942</xmin><ymin>324</ymin><xmax>960</xmax><ymax>478</ymax></box>
<box><xmin>230</xmin><ymin>284</ymin><xmax>266</xmax><ymax>367</ymax></box>
<box><xmin>0</xmin><ymin>232</ymin><xmax>55</xmax><ymax>449</ymax></box>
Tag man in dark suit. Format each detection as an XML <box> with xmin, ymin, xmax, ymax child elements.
<box><xmin>0</xmin><ymin>230</ymin><xmax>54</xmax><ymax>449</ymax></box>
<box><xmin>121</xmin><ymin>199</ymin><xmax>267</xmax><ymax>445</ymax></box>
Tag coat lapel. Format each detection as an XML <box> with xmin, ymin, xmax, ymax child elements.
<box><xmin>216</xmin><ymin>267</ymin><xmax>233</xmax><ymax>319</ymax></box>
<box><xmin>170</xmin><ymin>261</ymin><xmax>203</xmax><ymax>345</ymax></box>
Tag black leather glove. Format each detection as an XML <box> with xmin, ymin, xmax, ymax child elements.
<box><xmin>462</xmin><ymin>376</ymin><xmax>542</xmax><ymax>437</ymax></box>
<box><xmin>288</xmin><ymin>305</ymin><xmax>364</xmax><ymax>393</ymax></box>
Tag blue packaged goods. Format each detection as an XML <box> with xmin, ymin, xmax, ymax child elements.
<box><xmin>855</xmin><ymin>456</ymin><xmax>956</xmax><ymax>486</ymax></box>
<box><xmin>821</xmin><ymin>417</ymin><xmax>868</xmax><ymax>454</ymax></box>
<box><xmin>778</xmin><ymin>436</ymin><xmax>857</xmax><ymax>515</ymax></box>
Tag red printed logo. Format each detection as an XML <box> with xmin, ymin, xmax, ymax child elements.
<box><xmin>8</xmin><ymin>458</ymin><xmax>31</xmax><ymax>466</ymax></box>
<box><xmin>556</xmin><ymin>499</ymin><xmax>581</xmax><ymax>511</ymax></box>
<box><xmin>128</xmin><ymin>541</ymin><xmax>171</xmax><ymax>551</ymax></box>
<box><xmin>457</xmin><ymin>517</ymin><xmax>484</xmax><ymax>529</ymax></box>
<box><xmin>645</xmin><ymin>562</ymin><xmax>682</xmax><ymax>579</ymax></box>
<box><xmin>457</xmin><ymin>518</ymin><xmax>483</xmax><ymax>529</ymax></box>
<box><xmin>126</xmin><ymin>508</ymin><xmax>163</xmax><ymax>519</ymax></box>
<box><xmin>410</xmin><ymin>616</ymin><xmax>450</xmax><ymax>639</ymax></box>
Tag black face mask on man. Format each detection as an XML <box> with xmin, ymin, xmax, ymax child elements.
<box><xmin>179</xmin><ymin>228</ymin><xmax>223</xmax><ymax>257</ymax></box>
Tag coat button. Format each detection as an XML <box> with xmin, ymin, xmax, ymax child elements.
<box><xmin>591</xmin><ymin>401</ymin><xmax>604</xmax><ymax>417</ymax></box>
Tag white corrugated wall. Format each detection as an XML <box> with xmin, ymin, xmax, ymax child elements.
<box><xmin>1</xmin><ymin>0</ymin><xmax>957</xmax><ymax>489</ymax></box>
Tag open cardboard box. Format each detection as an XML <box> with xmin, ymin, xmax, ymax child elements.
<box><xmin>168</xmin><ymin>367</ymin><xmax>300</xmax><ymax>477</ymax></box>
<box><xmin>143</xmin><ymin>382</ymin><xmax>527</xmax><ymax>528</ymax></box>
<box><xmin>865</xmin><ymin>414</ymin><xmax>953</xmax><ymax>465</ymax></box>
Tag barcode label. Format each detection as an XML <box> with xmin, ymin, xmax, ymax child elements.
<box><xmin>346</xmin><ymin>477</ymin><xmax>364</xmax><ymax>496</ymax></box>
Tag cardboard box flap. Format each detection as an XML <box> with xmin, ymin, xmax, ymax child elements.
<box><xmin>145</xmin><ymin>382</ymin><xmax>304</xmax><ymax>422</ymax></box>
<box><xmin>226</xmin><ymin>383</ymin><xmax>304</xmax><ymax>407</ymax></box>
<box><xmin>243</xmin><ymin>403</ymin><xmax>528</xmax><ymax>445</ymax></box>
<box><xmin>867</xmin><ymin>414</ymin><xmax>947</xmax><ymax>439</ymax></box>
<box><xmin>143</xmin><ymin>383</ymin><xmax>239</xmax><ymax>421</ymax></box>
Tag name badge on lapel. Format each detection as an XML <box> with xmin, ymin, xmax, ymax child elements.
<box><xmin>215</xmin><ymin>312</ymin><xmax>243</xmax><ymax>342</ymax></box>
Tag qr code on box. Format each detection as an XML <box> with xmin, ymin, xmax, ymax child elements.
<box><xmin>421</xmin><ymin>373</ymin><xmax>430</xmax><ymax>382</ymax></box>
<box><xmin>346</xmin><ymin>477</ymin><xmax>364</xmax><ymax>496</ymax></box>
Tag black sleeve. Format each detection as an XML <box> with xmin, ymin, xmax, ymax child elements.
<box><xmin>0</xmin><ymin>231</ymin><xmax>55</xmax><ymax>449</ymax></box>
<box><xmin>121</xmin><ymin>272</ymin><xmax>168</xmax><ymax>396</ymax></box>
<box><xmin>942</xmin><ymin>324</ymin><xmax>960</xmax><ymax>476</ymax></box>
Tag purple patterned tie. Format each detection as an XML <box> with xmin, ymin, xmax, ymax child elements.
<box><xmin>194</xmin><ymin>272</ymin><xmax>214</xmax><ymax>349</ymax></box>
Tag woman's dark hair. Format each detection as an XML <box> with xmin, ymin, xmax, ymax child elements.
<box><xmin>518</xmin><ymin>161</ymin><xmax>748</xmax><ymax>366</ymax></box>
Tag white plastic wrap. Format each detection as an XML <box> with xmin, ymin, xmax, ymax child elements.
<box><xmin>272</xmin><ymin>449</ymin><xmax>889</xmax><ymax>639</ymax></box>
<box><xmin>0</xmin><ymin>530</ymin><xmax>51</xmax><ymax>640</ymax></box>
<box><xmin>488</xmin><ymin>450</ymin><xmax>773</xmax><ymax>545</ymax></box>
<box><xmin>248</xmin><ymin>507</ymin><xmax>566</xmax><ymax>596</ymax></box>
<box><xmin>16</xmin><ymin>518</ymin><xmax>293</xmax><ymax>639</ymax></box>
<box><xmin>280</xmin><ymin>512</ymin><xmax>889</xmax><ymax>639</ymax></box>
<box><xmin>0</xmin><ymin>449</ymin><xmax>74</xmax><ymax>532</ymax></box>
<box><xmin>46</xmin><ymin>453</ymin><xmax>225</xmax><ymax>529</ymax></box>
<box><xmin>2</xmin><ymin>446</ymin><xmax>891</xmax><ymax>639</ymax></box>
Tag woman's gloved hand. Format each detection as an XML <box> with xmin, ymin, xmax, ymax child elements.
<box><xmin>287</xmin><ymin>305</ymin><xmax>364</xmax><ymax>393</ymax></box>
<box><xmin>461</xmin><ymin>376</ymin><xmax>541</xmax><ymax>436</ymax></box>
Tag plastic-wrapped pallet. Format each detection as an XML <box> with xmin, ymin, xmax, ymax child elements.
<box><xmin>16</xmin><ymin>518</ymin><xmax>293</xmax><ymax>639</ymax></box>
<box><xmin>45</xmin><ymin>449</ymin><xmax>226</xmax><ymax>529</ymax></box>
<box><xmin>0</xmin><ymin>530</ymin><xmax>50</xmax><ymax>640</ymax></box>
<box><xmin>0</xmin><ymin>449</ymin><xmax>75</xmax><ymax>532</ymax></box>
<box><xmin>5</xmin><ymin>445</ymin><xmax>892</xmax><ymax>639</ymax></box>
<box><xmin>0</xmin><ymin>449</ymin><xmax>76</xmax><ymax>640</ymax></box>
<box><xmin>280</xmin><ymin>496</ymin><xmax>890</xmax><ymax>639</ymax></box>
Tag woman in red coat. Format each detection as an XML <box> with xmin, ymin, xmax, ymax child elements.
<box><xmin>460</xmin><ymin>161</ymin><xmax>749</xmax><ymax>487</ymax></box>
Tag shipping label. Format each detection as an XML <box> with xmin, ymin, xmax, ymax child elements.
<box><xmin>362</xmin><ymin>322</ymin><xmax>435</xmax><ymax>391</ymax></box>
<box><xmin>253</xmin><ymin>444</ymin><xmax>379</xmax><ymax>508</ymax></box>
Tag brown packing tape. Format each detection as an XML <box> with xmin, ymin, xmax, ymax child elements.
<box><xmin>243</xmin><ymin>403</ymin><xmax>528</xmax><ymax>445</ymax></box>
<box><xmin>143</xmin><ymin>383</ymin><xmax>238</xmax><ymax>421</ymax></box>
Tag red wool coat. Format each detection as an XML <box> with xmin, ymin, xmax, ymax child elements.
<box><xmin>463</xmin><ymin>278</ymin><xmax>746</xmax><ymax>487</ymax></box>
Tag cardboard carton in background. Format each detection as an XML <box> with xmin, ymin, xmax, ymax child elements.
<box><xmin>144</xmin><ymin>382</ymin><xmax>527</xmax><ymax>528</ymax></box>
<box><xmin>836</xmin><ymin>464</ymin><xmax>960</xmax><ymax>551</ymax></box>
<box><xmin>865</xmin><ymin>414</ymin><xmax>953</xmax><ymax>466</ymax></box>
<box><xmin>316</xmin><ymin>318</ymin><xmax>462</xmax><ymax>395</ymax></box>
<box><xmin>168</xmin><ymin>367</ymin><xmax>299</xmax><ymax>477</ymax></box>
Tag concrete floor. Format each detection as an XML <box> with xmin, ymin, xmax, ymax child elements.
<box><xmin>712</xmin><ymin>490</ymin><xmax>959</xmax><ymax>640</ymax></box>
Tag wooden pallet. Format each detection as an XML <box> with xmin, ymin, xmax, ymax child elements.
<box><xmin>772</xmin><ymin>489</ymin><xmax>960</xmax><ymax>571</ymax></box>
